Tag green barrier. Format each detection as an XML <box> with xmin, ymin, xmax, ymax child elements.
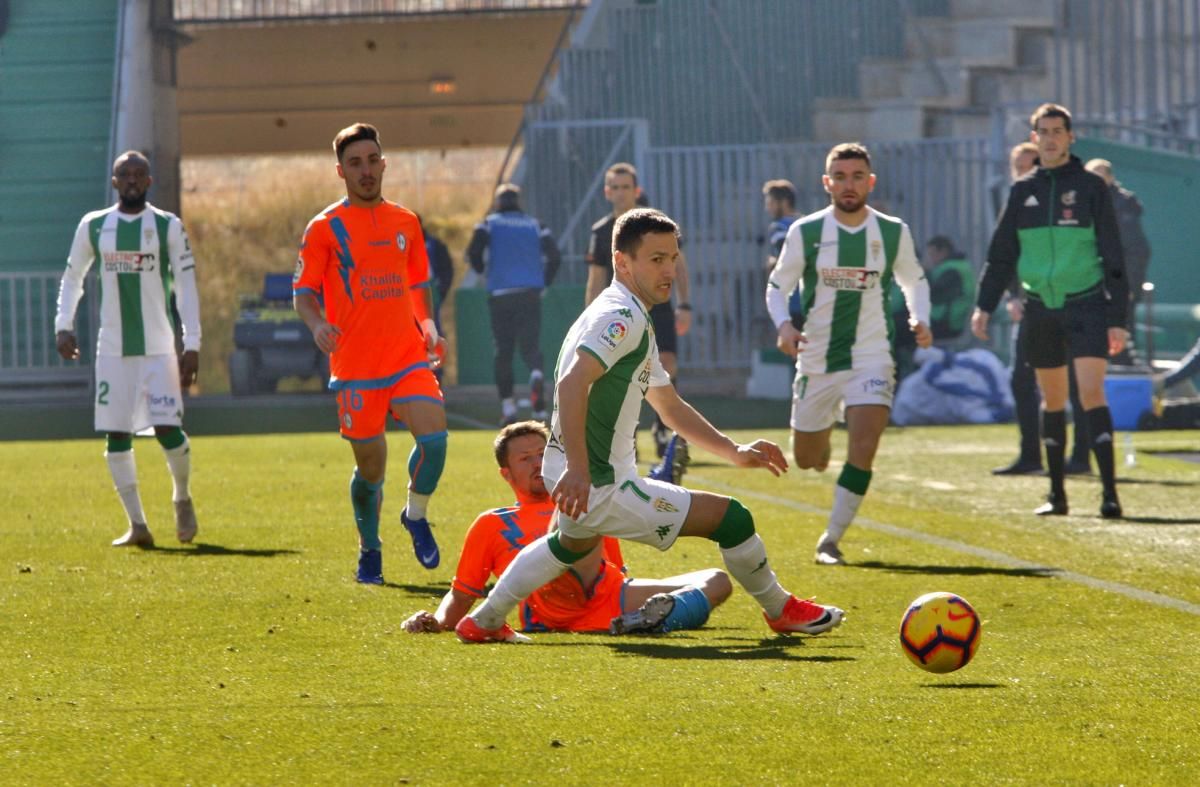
<box><xmin>454</xmin><ymin>285</ymin><xmax>585</xmax><ymax>385</ymax></box>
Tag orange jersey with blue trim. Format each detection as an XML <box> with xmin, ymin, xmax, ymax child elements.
<box><xmin>294</xmin><ymin>199</ymin><xmax>431</xmax><ymax>388</ymax></box>
<box><xmin>452</xmin><ymin>499</ymin><xmax>627</xmax><ymax>632</ymax></box>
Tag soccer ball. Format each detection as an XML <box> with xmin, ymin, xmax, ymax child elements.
<box><xmin>899</xmin><ymin>592</ymin><xmax>981</xmax><ymax>673</ymax></box>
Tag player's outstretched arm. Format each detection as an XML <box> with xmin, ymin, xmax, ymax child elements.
<box><xmin>403</xmin><ymin>588</ymin><xmax>476</xmax><ymax>633</ymax></box>
<box><xmin>646</xmin><ymin>386</ymin><xmax>787</xmax><ymax>476</ymax></box>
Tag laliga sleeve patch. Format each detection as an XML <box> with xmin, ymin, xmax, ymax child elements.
<box><xmin>598</xmin><ymin>318</ymin><xmax>629</xmax><ymax>351</ymax></box>
<box><xmin>293</xmin><ymin>257</ymin><xmax>304</xmax><ymax>283</ymax></box>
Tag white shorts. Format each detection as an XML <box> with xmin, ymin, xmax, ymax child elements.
<box><xmin>554</xmin><ymin>470</ymin><xmax>694</xmax><ymax>552</ymax></box>
<box><xmin>94</xmin><ymin>354</ymin><xmax>184</xmax><ymax>434</ymax></box>
<box><xmin>790</xmin><ymin>364</ymin><xmax>894</xmax><ymax>432</ymax></box>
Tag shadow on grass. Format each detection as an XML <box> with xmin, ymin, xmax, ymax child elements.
<box><xmin>851</xmin><ymin>561</ymin><xmax>1059</xmax><ymax>578</ymax></box>
<box><xmin>540</xmin><ymin>637</ymin><xmax>855</xmax><ymax>663</ymax></box>
<box><xmin>922</xmin><ymin>682</ymin><xmax>1004</xmax><ymax>689</ymax></box>
<box><xmin>1111</xmin><ymin>477</ymin><xmax>1199</xmax><ymax>488</ymax></box>
<box><xmin>382</xmin><ymin>581</ymin><xmax>450</xmax><ymax>595</ymax></box>
<box><xmin>1107</xmin><ymin>515</ymin><xmax>1200</xmax><ymax>525</ymax></box>
<box><xmin>151</xmin><ymin>543</ymin><xmax>300</xmax><ymax>558</ymax></box>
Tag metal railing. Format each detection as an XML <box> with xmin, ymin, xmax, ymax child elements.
<box><xmin>0</xmin><ymin>272</ymin><xmax>96</xmax><ymax>386</ymax></box>
<box><xmin>635</xmin><ymin>138</ymin><xmax>992</xmax><ymax>372</ymax></box>
<box><xmin>174</xmin><ymin>0</ymin><xmax>586</xmax><ymax>22</ymax></box>
<box><xmin>1054</xmin><ymin>0</ymin><xmax>1200</xmax><ymax>137</ymax></box>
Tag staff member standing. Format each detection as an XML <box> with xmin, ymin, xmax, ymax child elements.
<box><xmin>973</xmin><ymin>103</ymin><xmax>1129</xmax><ymax>519</ymax></box>
<box><xmin>467</xmin><ymin>183</ymin><xmax>562</xmax><ymax>426</ymax></box>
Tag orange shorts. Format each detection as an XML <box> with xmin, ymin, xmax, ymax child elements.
<box><xmin>520</xmin><ymin>561</ymin><xmax>628</xmax><ymax>632</ymax></box>
<box><xmin>336</xmin><ymin>363</ymin><xmax>444</xmax><ymax>441</ymax></box>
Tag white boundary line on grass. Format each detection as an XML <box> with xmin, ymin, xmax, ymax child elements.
<box><xmin>694</xmin><ymin>476</ymin><xmax>1200</xmax><ymax>618</ymax></box>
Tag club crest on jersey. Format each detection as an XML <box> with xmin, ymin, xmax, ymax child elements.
<box><xmin>144</xmin><ymin>227</ymin><xmax>155</xmax><ymax>243</ymax></box>
<box><xmin>870</xmin><ymin>239</ymin><xmax>882</xmax><ymax>262</ymax></box>
<box><xmin>598</xmin><ymin>319</ymin><xmax>629</xmax><ymax>350</ymax></box>
<box><xmin>396</xmin><ymin>232</ymin><xmax>407</xmax><ymax>251</ymax></box>
<box><xmin>653</xmin><ymin>498</ymin><xmax>679</xmax><ymax>514</ymax></box>
<box><xmin>1061</xmin><ymin>190</ymin><xmax>1077</xmax><ymax>206</ymax></box>
<box><xmin>821</xmin><ymin>267</ymin><xmax>881</xmax><ymax>290</ymax></box>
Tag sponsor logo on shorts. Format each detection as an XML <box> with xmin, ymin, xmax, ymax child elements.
<box><xmin>343</xmin><ymin>412</ymin><xmax>353</xmax><ymax>429</ymax></box>
<box><xmin>655</xmin><ymin>525</ymin><xmax>672</xmax><ymax>541</ymax></box>
<box><xmin>598</xmin><ymin>319</ymin><xmax>629</xmax><ymax>350</ymax></box>
<box><xmin>821</xmin><ymin>267</ymin><xmax>880</xmax><ymax>290</ymax></box>
<box><xmin>653</xmin><ymin>498</ymin><xmax>678</xmax><ymax>513</ymax></box>
<box><xmin>149</xmin><ymin>394</ymin><xmax>177</xmax><ymax>408</ymax></box>
<box><xmin>861</xmin><ymin>377</ymin><xmax>893</xmax><ymax>395</ymax></box>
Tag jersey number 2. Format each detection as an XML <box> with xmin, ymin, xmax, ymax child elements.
<box><xmin>97</xmin><ymin>381</ymin><xmax>110</xmax><ymax>405</ymax></box>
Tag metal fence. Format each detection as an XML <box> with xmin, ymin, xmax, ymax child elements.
<box><xmin>541</xmin><ymin>137</ymin><xmax>991</xmax><ymax>373</ymax></box>
<box><xmin>0</xmin><ymin>272</ymin><xmax>96</xmax><ymax>387</ymax></box>
<box><xmin>532</xmin><ymin>0</ymin><xmax>950</xmax><ymax>146</ymax></box>
<box><xmin>1054</xmin><ymin>0</ymin><xmax>1200</xmax><ymax>136</ymax></box>
<box><xmin>173</xmin><ymin>0</ymin><xmax>585</xmax><ymax>22</ymax></box>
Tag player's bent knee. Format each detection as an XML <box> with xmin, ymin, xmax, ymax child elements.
<box><xmin>708</xmin><ymin>498</ymin><xmax>755</xmax><ymax>549</ymax></box>
<box><xmin>547</xmin><ymin>531</ymin><xmax>593</xmax><ymax>564</ymax></box>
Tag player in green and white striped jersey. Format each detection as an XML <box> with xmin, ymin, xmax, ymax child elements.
<box><xmin>766</xmin><ymin>143</ymin><xmax>931</xmax><ymax>567</ymax></box>
<box><xmin>457</xmin><ymin>209</ymin><xmax>845</xmax><ymax>643</ymax></box>
<box><xmin>55</xmin><ymin>151</ymin><xmax>202</xmax><ymax>549</ymax></box>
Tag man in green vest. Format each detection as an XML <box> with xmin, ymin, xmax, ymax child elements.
<box><xmin>924</xmin><ymin>235</ymin><xmax>975</xmax><ymax>340</ymax></box>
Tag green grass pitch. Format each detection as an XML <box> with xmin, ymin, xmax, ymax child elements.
<box><xmin>2</xmin><ymin>423</ymin><xmax>1199</xmax><ymax>784</ymax></box>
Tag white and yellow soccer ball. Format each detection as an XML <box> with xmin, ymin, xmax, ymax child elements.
<box><xmin>899</xmin><ymin>592</ymin><xmax>981</xmax><ymax>673</ymax></box>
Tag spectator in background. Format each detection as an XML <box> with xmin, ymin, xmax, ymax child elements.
<box><xmin>922</xmin><ymin>236</ymin><xmax>975</xmax><ymax>341</ymax></box>
<box><xmin>762</xmin><ymin>179</ymin><xmax>804</xmax><ymax>330</ymax></box>
<box><xmin>467</xmin><ymin>183</ymin><xmax>562</xmax><ymax>426</ymax></box>
<box><xmin>1086</xmin><ymin>158</ymin><xmax>1151</xmax><ymax>365</ymax></box>
<box><xmin>416</xmin><ymin>214</ymin><xmax>454</xmax><ymax>334</ymax></box>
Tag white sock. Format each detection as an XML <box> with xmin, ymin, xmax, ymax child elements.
<box><xmin>823</xmin><ymin>485</ymin><xmax>864</xmax><ymax>546</ymax></box>
<box><xmin>472</xmin><ymin>535</ymin><xmax>569</xmax><ymax>630</ymax></box>
<box><xmin>720</xmin><ymin>534</ymin><xmax>790</xmax><ymax>619</ymax></box>
<box><xmin>106</xmin><ymin>449</ymin><xmax>146</xmax><ymax>525</ymax></box>
<box><xmin>406</xmin><ymin>491</ymin><xmax>430</xmax><ymax>520</ymax></box>
<box><xmin>502</xmin><ymin>397</ymin><xmax>517</xmax><ymax>418</ymax></box>
<box><xmin>162</xmin><ymin>438</ymin><xmax>191</xmax><ymax>502</ymax></box>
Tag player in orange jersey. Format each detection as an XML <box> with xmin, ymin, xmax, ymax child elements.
<box><xmin>402</xmin><ymin>422</ymin><xmax>731</xmax><ymax>638</ymax></box>
<box><xmin>294</xmin><ymin>122</ymin><xmax>448</xmax><ymax>585</ymax></box>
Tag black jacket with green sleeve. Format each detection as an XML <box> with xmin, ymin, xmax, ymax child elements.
<box><xmin>977</xmin><ymin>155</ymin><xmax>1127</xmax><ymax>327</ymax></box>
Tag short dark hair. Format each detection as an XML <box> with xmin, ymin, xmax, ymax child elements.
<box><xmin>613</xmin><ymin>208</ymin><xmax>679</xmax><ymax>257</ymax></box>
<box><xmin>112</xmin><ymin>150</ymin><xmax>150</xmax><ymax>174</ymax></box>
<box><xmin>494</xmin><ymin>182</ymin><xmax>521</xmax><ymax>212</ymax></box>
<box><xmin>926</xmin><ymin>235</ymin><xmax>957</xmax><ymax>255</ymax></box>
<box><xmin>825</xmin><ymin>142</ymin><xmax>871</xmax><ymax>173</ymax></box>
<box><xmin>762</xmin><ymin>179</ymin><xmax>796</xmax><ymax>207</ymax></box>
<box><xmin>606</xmin><ymin>162</ymin><xmax>639</xmax><ymax>187</ymax></box>
<box><xmin>1030</xmin><ymin>103</ymin><xmax>1072</xmax><ymax>132</ymax></box>
<box><xmin>333</xmin><ymin>122</ymin><xmax>382</xmax><ymax>161</ymax></box>
<box><xmin>493</xmin><ymin>420</ymin><xmax>549</xmax><ymax>467</ymax></box>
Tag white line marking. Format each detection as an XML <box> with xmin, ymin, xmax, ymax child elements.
<box><xmin>694</xmin><ymin>476</ymin><xmax>1200</xmax><ymax>617</ymax></box>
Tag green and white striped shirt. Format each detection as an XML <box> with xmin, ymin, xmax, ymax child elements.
<box><xmin>544</xmin><ymin>281</ymin><xmax>671</xmax><ymax>488</ymax></box>
<box><xmin>56</xmin><ymin>204</ymin><xmax>201</xmax><ymax>357</ymax></box>
<box><xmin>766</xmin><ymin>205</ymin><xmax>929</xmax><ymax>374</ymax></box>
